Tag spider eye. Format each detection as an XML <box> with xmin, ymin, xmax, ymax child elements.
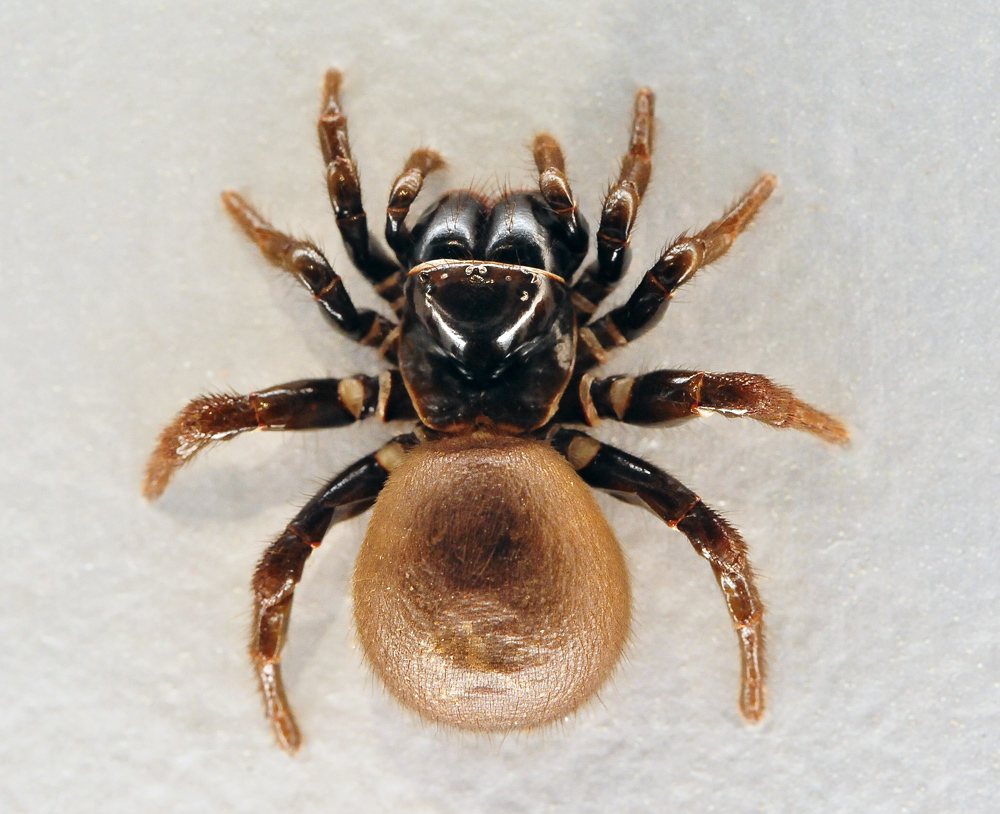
<box><xmin>430</xmin><ymin>241</ymin><xmax>474</xmax><ymax>261</ymax></box>
<box><xmin>487</xmin><ymin>243</ymin><xmax>542</xmax><ymax>268</ymax></box>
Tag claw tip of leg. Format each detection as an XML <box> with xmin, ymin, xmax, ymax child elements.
<box><xmin>276</xmin><ymin>723</ymin><xmax>303</xmax><ymax>755</ymax></box>
<box><xmin>821</xmin><ymin>419</ymin><xmax>850</xmax><ymax>446</ymax></box>
<box><xmin>322</xmin><ymin>69</ymin><xmax>343</xmax><ymax>99</ymax></box>
<box><xmin>740</xmin><ymin>699</ymin><xmax>766</xmax><ymax>724</ymax></box>
<box><xmin>142</xmin><ymin>460</ymin><xmax>169</xmax><ymax>501</ymax></box>
<box><xmin>220</xmin><ymin>189</ymin><xmax>242</xmax><ymax>212</ymax></box>
<box><xmin>756</xmin><ymin>174</ymin><xmax>778</xmax><ymax>199</ymax></box>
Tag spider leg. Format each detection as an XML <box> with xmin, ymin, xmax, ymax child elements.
<box><xmin>221</xmin><ymin>191</ymin><xmax>398</xmax><ymax>361</ymax></box>
<box><xmin>562</xmin><ymin>369</ymin><xmax>848</xmax><ymax>444</ymax></box>
<box><xmin>250</xmin><ymin>432</ymin><xmax>419</xmax><ymax>753</ymax></box>
<box><xmin>317</xmin><ymin>69</ymin><xmax>400</xmax><ymax>297</ymax></box>
<box><xmin>550</xmin><ymin>427</ymin><xmax>766</xmax><ymax>722</ymax></box>
<box><xmin>385</xmin><ymin>148</ymin><xmax>446</xmax><ymax>268</ymax></box>
<box><xmin>570</xmin><ymin>87</ymin><xmax>655</xmax><ymax>321</ymax></box>
<box><xmin>143</xmin><ymin>373</ymin><xmax>414</xmax><ymax>499</ymax></box>
<box><xmin>576</xmin><ymin>174</ymin><xmax>777</xmax><ymax>372</ymax></box>
<box><xmin>532</xmin><ymin>133</ymin><xmax>589</xmax><ymax>277</ymax></box>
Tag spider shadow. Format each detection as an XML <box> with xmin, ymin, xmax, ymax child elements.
<box><xmin>150</xmin><ymin>430</ymin><xmax>384</xmax><ymax>524</ymax></box>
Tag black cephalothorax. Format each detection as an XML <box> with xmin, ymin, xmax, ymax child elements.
<box><xmin>145</xmin><ymin>70</ymin><xmax>847</xmax><ymax>754</ymax></box>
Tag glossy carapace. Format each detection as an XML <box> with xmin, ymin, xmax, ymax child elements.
<box><xmin>400</xmin><ymin>257</ymin><xmax>576</xmax><ymax>431</ymax></box>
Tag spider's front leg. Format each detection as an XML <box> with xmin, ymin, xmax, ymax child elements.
<box><xmin>221</xmin><ymin>191</ymin><xmax>400</xmax><ymax>359</ymax></box>
<box><xmin>576</xmin><ymin>174</ymin><xmax>777</xmax><ymax>370</ymax></box>
<box><xmin>571</xmin><ymin>87</ymin><xmax>655</xmax><ymax>319</ymax></box>
<box><xmin>551</xmin><ymin>428</ymin><xmax>766</xmax><ymax>721</ymax></box>
<box><xmin>317</xmin><ymin>69</ymin><xmax>400</xmax><ymax>293</ymax></box>
<box><xmin>143</xmin><ymin>372</ymin><xmax>415</xmax><ymax>499</ymax></box>
<box><xmin>251</xmin><ymin>433</ymin><xmax>419</xmax><ymax>753</ymax></box>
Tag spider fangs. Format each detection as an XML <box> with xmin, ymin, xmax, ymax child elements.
<box><xmin>144</xmin><ymin>70</ymin><xmax>848</xmax><ymax>753</ymax></box>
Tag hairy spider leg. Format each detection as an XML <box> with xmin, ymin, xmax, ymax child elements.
<box><xmin>532</xmin><ymin>133</ymin><xmax>590</xmax><ymax>274</ymax></box>
<box><xmin>570</xmin><ymin>87</ymin><xmax>655</xmax><ymax>320</ymax></box>
<box><xmin>562</xmin><ymin>369</ymin><xmax>848</xmax><ymax>445</ymax></box>
<box><xmin>550</xmin><ymin>428</ymin><xmax>766</xmax><ymax>722</ymax></box>
<box><xmin>575</xmin><ymin>173</ymin><xmax>777</xmax><ymax>372</ymax></box>
<box><xmin>250</xmin><ymin>433</ymin><xmax>420</xmax><ymax>753</ymax></box>
<box><xmin>142</xmin><ymin>373</ymin><xmax>415</xmax><ymax>500</ymax></box>
<box><xmin>221</xmin><ymin>191</ymin><xmax>400</xmax><ymax>362</ymax></box>
<box><xmin>317</xmin><ymin>69</ymin><xmax>400</xmax><ymax>295</ymax></box>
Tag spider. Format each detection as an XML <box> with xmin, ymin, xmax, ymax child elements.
<box><xmin>144</xmin><ymin>69</ymin><xmax>848</xmax><ymax>754</ymax></box>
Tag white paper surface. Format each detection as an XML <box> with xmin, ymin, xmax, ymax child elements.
<box><xmin>2</xmin><ymin>1</ymin><xmax>998</xmax><ymax>811</ymax></box>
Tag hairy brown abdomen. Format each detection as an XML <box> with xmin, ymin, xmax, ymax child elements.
<box><xmin>352</xmin><ymin>433</ymin><xmax>631</xmax><ymax>731</ymax></box>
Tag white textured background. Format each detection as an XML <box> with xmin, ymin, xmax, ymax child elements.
<box><xmin>3</xmin><ymin>2</ymin><xmax>998</xmax><ymax>812</ymax></box>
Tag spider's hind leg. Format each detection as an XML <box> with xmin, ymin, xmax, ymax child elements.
<box><xmin>551</xmin><ymin>428</ymin><xmax>766</xmax><ymax>721</ymax></box>
<box><xmin>250</xmin><ymin>433</ymin><xmax>419</xmax><ymax>753</ymax></box>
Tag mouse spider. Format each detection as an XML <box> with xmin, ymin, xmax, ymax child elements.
<box><xmin>144</xmin><ymin>69</ymin><xmax>848</xmax><ymax>753</ymax></box>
